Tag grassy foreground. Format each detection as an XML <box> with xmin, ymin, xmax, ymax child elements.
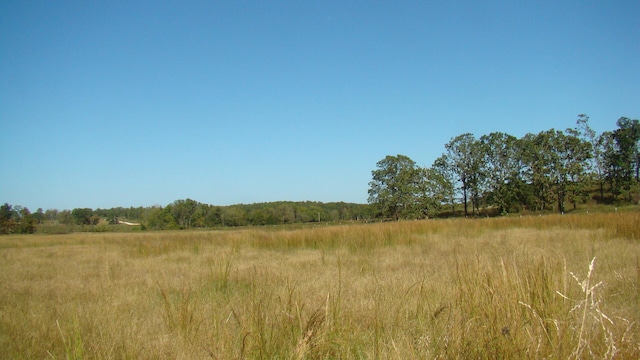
<box><xmin>1</xmin><ymin>212</ymin><xmax>639</xmax><ymax>359</ymax></box>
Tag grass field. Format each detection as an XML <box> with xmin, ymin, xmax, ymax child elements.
<box><xmin>1</xmin><ymin>212</ymin><xmax>639</xmax><ymax>359</ymax></box>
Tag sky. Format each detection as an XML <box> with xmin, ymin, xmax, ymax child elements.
<box><xmin>1</xmin><ymin>1</ymin><xmax>639</xmax><ymax>211</ymax></box>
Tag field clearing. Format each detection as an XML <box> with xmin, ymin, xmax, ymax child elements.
<box><xmin>1</xmin><ymin>212</ymin><xmax>639</xmax><ymax>359</ymax></box>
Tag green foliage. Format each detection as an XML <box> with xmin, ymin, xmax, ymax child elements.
<box><xmin>431</xmin><ymin>155</ymin><xmax>457</xmax><ymax>214</ymax></box>
<box><xmin>0</xmin><ymin>203</ymin><xmax>16</xmax><ymax>234</ymax></box>
<box><xmin>479</xmin><ymin>132</ymin><xmax>522</xmax><ymax>214</ymax></box>
<box><xmin>415</xmin><ymin>167</ymin><xmax>448</xmax><ymax>218</ymax></box>
<box><xmin>58</xmin><ymin>210</ymin><xmax>75</xmax><ymax>225</ymax></box>
<box><xmin>611</xmin><ymin>117</ymin><xmax>640</xmax><ymax>202</ymax></box>
<box><xmin>3</xmin><ymin>114</ymin><xmax>638</xmax><ymax>232</ymax></box>
<box><xmin>368</xmin><ymin>154</ymin><xmax>422</xmax><ymax>220</ymax></box>
<box><xmin>366</xmin><ymin>114</ymin><xmax>634</xmax><ymax>219</ymax></box>
<box><xmin>17</xmin><ymin>207</ymin><xmax>36</xmax><ymax>234</ymax></box>
<box><xmin>83</xmin><ymin>200</ymin><xmax>370</xmax><ymax>231</ymax></box>
<box><xmin>444</xmin><ymin>133</ymin><xmax>482</xmax><ymax>216</ymax></box>
<box><xmin>71</xmin><ymin>208</ymin><xmax>98</xmax><ymax>225</ymax></box>
<box><xmin>0</xmin><ymin>204</ymin><xmax>36</xmax><ymax>234</ymax></box>
<box><xmin>520</xmin><ymin>129</ymin><xmax>592</xmax><ymax>213</ymax></box>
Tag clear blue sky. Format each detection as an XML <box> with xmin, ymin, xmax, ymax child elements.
<box><xmin>1</xmin><ymin>1</ymin><xmax>639</xmax><ymax>211</ymax></box>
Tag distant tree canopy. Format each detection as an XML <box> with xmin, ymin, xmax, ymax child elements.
<box><xmin>0</xmin><ymin>203</ymin><xmax>36</xmax><ymax>234</ymax></box>
<box><xmin>71</xmin><ymin>208</ymin><xmax>100</xmax><ymax>225</ymax></box>
<box><xmin>3</xmin><ymin>115</ymin><xmax>638</xmax><ymax>234</ymax></box>
<box><xmin>140</xmin><ymin>200</ymin><xmax>373</xmax><ymax>230</ymax></box>
<box><xmin>1</xmin><ymin>200</ymin><xmax>373</xmax><ymax>234</ymax></box>
<box><xmin>368</xmin><ymin>115</ymin><xmax>639</xmax><ymax>219</ymax></box>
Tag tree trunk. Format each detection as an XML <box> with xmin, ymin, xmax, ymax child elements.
<box><xmin>599</xmin><ymin>181</ymin><xmax>604</xmax><ymax>201</ymax></box>
<box><xmin>462</xmin><ymin>179</ymin><xmax>468</xmax><ymax>217</ymax></box>
<box><xmin>557</xmin><ymin>191</ymin><xmax>565</xmax><ymax>213</ymax></box>
<box><xmin>636</xmin><ymin>154</ymin><xmax>640</xmax><ymax>181</ymax></box>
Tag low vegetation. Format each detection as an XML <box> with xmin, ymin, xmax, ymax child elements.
<box><xmin>1</xmin><ymin>211</ymin><xmax>638</xmax><ymax>359</ymax></box>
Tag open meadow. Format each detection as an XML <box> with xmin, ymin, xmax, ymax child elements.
<box><xmin>1</xmin><ymin>212</ymin><xmax>639</xmax><ymax>359</ymax></box>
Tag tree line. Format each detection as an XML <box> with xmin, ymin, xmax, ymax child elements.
<box><xmin>2</xmin><ymin>115</ymin><xmax>638</xmax><ymax>234</ymax></box>
<box><xmin>368</xmin><ymin>115</ymin><xmax>640</xmax><ymax>219</ymax></box>
<box><xmin>0</xmin><ymin>200</ymin><xmax>372</xmax><ymax>234</ymax></box>
<box><xmin>141</xmin><ymin>200</ymin><xmax>371</xmax><ymax>229</ymax></box>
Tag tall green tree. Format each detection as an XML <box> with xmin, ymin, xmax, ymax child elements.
<box><xmin>368</xmin><ymin>155</ymin><xmax>421</xmax><ymax>220</ymax></box>
<box><xmin>573</xmin><ymin>114</ymin><xmax>609</xmax><ymax>201</ymax></box>
<box><xmin>521</xmin><ymin>129</ymin><xmax>591</xmax><ymax>213</ymax></box>
<box><xmin>561</xmin><ymin>130</ymin><xmax>593</xmax><ymax>210</ymax></box>
<box><xmin>611</xmin><ymin>117</ymin><xmax>640</xmax><ymax>202</ymax></box>
<box><xmin>443</xmin><ymin>133</ymin><xmax>482</xmax><ymax>216</ymax></box>
<box><xmin>415</xmin><ymin>167</ymin><xmax>450</xmax><ymax>218</ymax></box>
<box><xmin>479</xmin><ymin>132</ymin><xmax>522</xmax><ymax>215</ymax></box>
<box><xmin>431</xmin><ymin>155</ymin><xmax>457</xmax><ymax>215</ymax></box>
<box><xmin>597</xmin><ymin>131</ymin><xmax>618</xmax><ymax>201</ymax></box>
<box><xmin>520</xmin><ymin>131</ymin><xmax>559</xmax><ymax>211</ymax></box>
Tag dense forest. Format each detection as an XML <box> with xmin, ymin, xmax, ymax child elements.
<box><xmin>1</xmin><ymin>115</ymin><xmax>638</xmax><ymax>234</ymax></box>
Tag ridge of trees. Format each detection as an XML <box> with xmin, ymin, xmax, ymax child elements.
<box><xmin>0</xmin><ymin>200</ymin><xmax>373</xmax><ymax>234</ymax></box>
<box><xmin>369</xmin><ymin>115</ymin><xmax>640</xmax><ymax>219</ymax></box>
<box><xmin>3</xmin><ymin>115</ymin><xmax>638</xmax><ymax>234</ymax></box>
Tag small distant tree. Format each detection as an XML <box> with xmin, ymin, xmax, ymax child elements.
<box><xmin>72</xmin><ymin>208</ymin><xmax>95</xmax><ymax>225</ymax></box>
<box><xmin>32</xmin><ymin>208</ymin><xmax>45</xmax><ymax>224</ymax></box>
<box><xmin>170</xmin><ymin>199</ymin><xmax>199</xmax><ymax>229</ymax></box>
<box><xmin>1</xmin><ymin>203</ymin><xmax>17</xmax><ymax>234</ymax></box>
<box><xmin>203</xmin><ymin>206</ymin><xmax>223</xmax><ymax>227</ymax></box>
<box><xmin>44</xmin><ymin>209</ymin><xmax>59</xmax><ymax>223</ymax></box>
<box><xmin>89</xmin><ymin>214</ymin><xmax>101</xmax><ymax>225</ymax></box>
<box><xmin>0</xmin><ymin>204</ymin><xmax>37</xmax><ymax>234</ymax></box>
<box><xmin>18</xmin><ymin>207</ymin><xmax>36</xmax><ymax>234</ymax></box>
<box><xmin>221</xmin><ymin>206</ymin><xmax>247</xmax><ymax>226</ymax></box>
<box><xmin>58</xmin><ymin>210</ymin><xmax>74</xmax><ymax>225</ymax></box>
<box><xmin>144</xmin><ymin>206</ymin><xmax>176</xmax><ymax>230</ymax></box>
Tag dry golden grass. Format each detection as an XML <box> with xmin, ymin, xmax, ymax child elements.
<box><xmin>0</xmin><ymin>212</ymin><xmax>639</xmax><ymax>359</ymax></box>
